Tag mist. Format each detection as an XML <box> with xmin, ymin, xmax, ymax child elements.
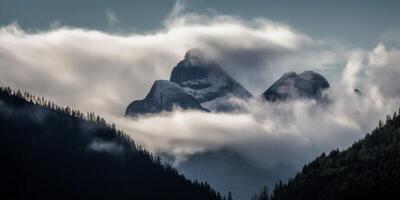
<box><xmin>1</xmin><ymin>2</ymin><xmax>400</xmax><ymax>189</ymax></box>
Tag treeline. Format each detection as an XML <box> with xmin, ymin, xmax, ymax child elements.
<box><xmin>5</xmin><ymin>87</ymin><xmax>114</xmax><ymax>127</ymax></box>
<box><xmin>254</xmin><ymin>108</ymin><xmax>400</xmax><ymax>200</ymax></box>
<box><xmin>0</xmin><ymin>87</ymin><xmax>227</xmax><ymax>200</ymax></box>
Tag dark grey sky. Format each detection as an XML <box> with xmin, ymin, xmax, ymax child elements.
<box><xmin>1</xmin><ymin>0</ymin><xmax>399</xmax><ymax>48</ymax></box>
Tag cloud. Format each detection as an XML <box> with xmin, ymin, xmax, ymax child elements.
<box><xmin>89</xmin><ymin>140</ymin><xmax>123</xmax><ymax>153</ymax></box>
<box><xmin>105</xmin><ymin>8</ymin><xmax>120</xmax><ymax>30</ymax></box>
<box><xmin>365</xmin><ymin>43</ymin><xmax>400</xmax><ymax>98</ymax></box>
<box><xmin>113</xmin><ymin>42</ymin><xmax>400</xmax><ymax>177</ymax></box>
<box><xmin>1</xmin><ymin>4</ymin><xmax>400</xmax><ymax>191</ymax></box>
<box><xmin>0</xmin><ymin>8</ymin><xmax>347</xmax><ymax>118</ymax></box>
<box><xmin>381</xmin><ymin>29</ymin><xmax>400</xmax><ymax>48</ymax></box>
<box><xmin>113</xmin><ymin>84</ymin><xmax>396</xmax><ymax>170</ymax></box>
<box><xmin>166</xmin><ymin>0</ymin><xmax>185</xmax><ymax>21</ymax></box>
<box><xmin>110</xmin><ymin>41</ymin><xmax>400</xmax><ymax>173</ymax></box>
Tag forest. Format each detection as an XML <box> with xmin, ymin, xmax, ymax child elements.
<box><xmin>263</xmin><ymin>108</ymin><xmax>400</xmax><ymax>199</ymax></box>
<box><xmin>0</xmin><ymin>87</ymin><xmax>226</xmax><ymax>200</ymax></box>
<box><xmin>2</xmin><ymin>86</ymin><xmax>400</xmax><ymax>200</ymax></box>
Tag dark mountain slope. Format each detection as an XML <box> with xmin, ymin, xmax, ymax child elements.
<box><xmin>176</xmin><ymin>149</ymin><xmax>282</xmax><ymax>200</ymax></box>
<box><xmin>269</xmin><ymin>112</ymin><xmax>400</xmax><ymax>200</ymax></box>
<box><xmin>0</xmin><ymin>87</ymin><xmax>223</xmax><ymax>200</ymax></box>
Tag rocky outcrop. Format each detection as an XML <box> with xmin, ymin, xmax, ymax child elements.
<box><xmin>170</xmin><ymin>48</ymin><xmax>253</xmax><ymax>111</ymax></box>
<box><xmin>126</xmin><ymin>48</ymin><xmax>253</xmax><ymax>116</ymax></box>
<box><xmin>262</xmin><ymin>71</ymin><xmax>330</xmax><ymax>101</ymax></box>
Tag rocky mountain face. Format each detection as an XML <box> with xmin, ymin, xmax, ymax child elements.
<box><xmin>262</xmin><ymin>71</ymin><xmax>330</xmax><ymax>101</ymax></box>
<box><xmin>125</xmin><ymin>80</ymin><xmax>205</xmax><ymax>116</ymax></box>
<box><xmin>170</xmin><ymin>48</ymin><xmax>253</xmax><ymax>111</ymax></box>
<box><xmin>125</xmin><ymin>50</ymin><xmax>331</xmax><ymax>117</ymax></box>
<box><xmin>125</xmin><ymin>48</ymin><xmax>253</xmax><ymax>116</ymax></box>
<box><xmin>123</xmin><ymin>51</ymin><xmax>333</xmax><ymax>199</ymax></box>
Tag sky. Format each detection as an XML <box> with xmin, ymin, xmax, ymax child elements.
<box><xmin>1</xmin><ymin>0</ymin><xmax>400</xmax><ymax>48</ymax></box>
<box><xmin>1</xmin><ymin>1</ymin><xmax>400</xmax><ymax>198</ymax></box>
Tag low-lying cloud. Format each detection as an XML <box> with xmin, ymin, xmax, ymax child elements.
<box><xmin>1</xmin><ymin>2</ymin><xmax>400</xmax><ymax>186</ymax></box>
<box><xmin>0</xmin><ymin>5</ymin><xmax>347</xmax><ymax>116</ymax></box>
<box><xmin>89</xmin><ymin>140</ymin><xmax>123</xmax><ymax>154</ymax></box>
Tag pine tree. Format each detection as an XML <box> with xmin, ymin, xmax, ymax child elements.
<box><xmin>253</xmin><ymin>186</ymin><xmax>269</xmax><ymax>200</ymax></box>
<box><xmin>386</xmin><ymin>114</ymin><xmax>392</xmax><ymax>123</ymax></box>
<box><xmin>0</xmin><ymin>87</ymin><xmax>225</xmax><ymax>200</ymax></box>
<box><xmin>379</xmin><ymin>119</ymin><xmax>383</xmax><ymax>128</ymax></box>
<box><xmin>227</xmin><ymin>191</ymin><xmax>233</xmax><ymax>200</ymax></box>
<box><xmin>259</xmin><ymin>186</ymin><xmax>269</xmax><ymax>200</ymax></box>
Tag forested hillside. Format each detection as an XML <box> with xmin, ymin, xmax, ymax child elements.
<box><xmin>0</xmin><ymin>87</ymin><xmax>224</xmax><ymax>200</ymax></box>
<box><xmin>268</xmin><ymin>110</ymin><xmax>400</xmax><ymax>200</ymax></box>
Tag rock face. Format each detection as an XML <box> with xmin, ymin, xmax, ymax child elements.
<box><xmin>170</xmin><ymin>48</ymin><xmax>253</xmax><ymax>111</ymax></box>
<box><xmin>125</xmin><ymin>48</ymin><xmax>253</xmax><ymax>116</ymax></box>
<box><xmin>262</xmin><ymin>71</ymin><xmax>330</xmax><ymax>101</ymax></box>
<box><xmin>125</xmin><ymin>80</ymin><xmax>205</xmax><ymax>116</ymax></box>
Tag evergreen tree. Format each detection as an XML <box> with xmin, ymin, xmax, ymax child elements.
<box><xmin>0</xmin><ymin>87</ymin><xmax>223</xmax><ymax>200</ymax></box>
<box><xmin>227</xmin><ymin>191</ymin><xmax>233</xmax><ymax>200</ymax></box>
<box><xmin>252</xmin><ymin>186</ymin><xmax>269</xmax><ymax>200</ymax></box>
<box><xmin>268</xmin><ymin>108</ymin><xmax>400</xmax><ymax>200</ymax></box>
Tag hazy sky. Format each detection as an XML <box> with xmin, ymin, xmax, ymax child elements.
<box><xmin>1</xmin><ymin>0</ymin><xmax>399</xmax><ymax>48</ymax></box>
<box><xmin>2</xmin><ymin>1</ymin><xmax>400</xmax><ymax>198</ymax></box>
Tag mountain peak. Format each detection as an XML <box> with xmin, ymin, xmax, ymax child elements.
<box><xmin>263</xmin><ymin>70</ymin><xmax>330</xmax><ymax>101</ymax></box>
<box><xmin>298</xmin><ymin>71</ymin><xmax>328</xmax><ymax>82</ymax></box>
<box><xmin>281</xmin><ymin>71</ymin><xmax>298</xmax><ymax>79</ymax></box>
<box><xmin>152</xmin><ymin>79</ymin><xmax>180</xmax><ymax>90</ymax></box>
<box><xmin>170</xmin><ymin>49</ymin><xmax>252</xmax><ymax>111</ymax></box>
<box><xmin>184</xmin><ymin>48</ymin><xmax>206</xmax><ymax>62</ymax></box>
<box><xmin>126</xmin><ymin>49</ymin><xmax>252</xmax><ymax>115</ymax></box>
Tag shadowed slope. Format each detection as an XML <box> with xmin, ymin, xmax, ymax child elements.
<box><xmin>0</xmin><ymin>87</ymin><xmax>223</xmax><ymax>200</ymax></box>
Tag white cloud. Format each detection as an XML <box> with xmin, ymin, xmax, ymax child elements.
<box><xmin>89</xmin><ymin>140</ymin><xmax>123</xmax><ymax>153</ymax></box>
<box><xmin>366</xmin><ymin>43</ymin><xmax>400</xmax><ymax>98</ymax></box>
<box><xmin>0</xmin><ymin>11</ymin><xmax>345</xmax><ymax>116</ymax></box>
<box><xmin>1</xmin><ymin>5</ymin><xmax>399</xmax><ymax>188</ymax></box>
<box><xmin>106</xmin><ymin>8</ymin><xmax>120</xmax><ymax>30</ymax></box>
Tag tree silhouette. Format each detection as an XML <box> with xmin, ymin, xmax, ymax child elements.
<box><xmin>227</xmin><ymin>191</ymin><xmax>233</xmax><ymax>200</ymax></box>
<box><xmin>252</xmin><ymin>186</ymin><xmax>269</xmax><ymax>200</ymax></box>
<box><xmin>0</xmin><ymin>86</ymin><xmax>223</xmax><ymax>200</ymax></box>
<box><xmin>268</xmin><ymin>109</ymin><xmax>400</xmax><ymax>200</ymax></box>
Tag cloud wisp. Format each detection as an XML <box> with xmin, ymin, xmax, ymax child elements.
<box><xmin>0</xmin><ymin>8</ymin><xmax>346</xmax><ymax>116</ymax></box>
<box><xmin>1</xmin><ymin>4</ymin><xmax>400</xmax><ymax>183</ymax></box>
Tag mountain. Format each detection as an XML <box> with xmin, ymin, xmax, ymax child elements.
<box><xmin>0</xmin><ymin>87</ymin><xmax>223</xmax><ymax>200</ymax></box>
<box><xmin>175</xmin><ymin>149</ymin><xmax>288</xmax><ymax>200</ymax></box>
<box><xmin>267</xmin><ymin>111</ymin><xmax>400</xmax><ymax>200</ymax></box>
<box><xmin>125</xmin><ymin>48</ymin><xmax>252</xmax><ymax>116</ymax></box>
<box><xmin>125</xmin><ymin>80</ymin><xmax>206</xmax><ymax>116</ymax></box>
<box><xmin>262</xmin><ymin>71</ymin><xmax>330</xmax><ymax>101</ymax></box>
<box><xmin>170</xmin><ymin>48</ymin><xmax>253</xmax><ymax>111</ymax></box>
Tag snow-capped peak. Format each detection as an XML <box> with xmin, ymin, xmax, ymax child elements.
<box><xmin>170</xmin><ymin>48</ymin><xmax>253</xmax><ymax>111</ymax></box>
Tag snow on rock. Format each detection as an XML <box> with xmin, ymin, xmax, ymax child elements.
<box><xmin>125</xmin><ymin>48</ymin><xmax>253</xmax><ymax>116</ymax></box>
<box><xmin>125</xmin><ymin>80</ymin><xmax>206</xmax><ymax>117</ymax></box>
<box><xmin>262</xmin><ymin>71</ymin><xmax>330</xmax><ymax>101</ymax></box>
<box><xmin>170</xmin><ymin>48</ymin><xmax>253</xmax><ymax>111</ymax></box>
